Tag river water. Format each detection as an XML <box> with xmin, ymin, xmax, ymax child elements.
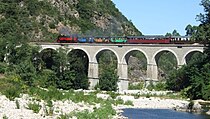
<box><xmin>122</xmin><ymin>108</ymin><xmax>210</xmax><ymax>119</ymax></box>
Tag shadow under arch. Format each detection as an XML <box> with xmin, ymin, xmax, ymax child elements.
<box><xmin>124</xmin><ymin>50</ymin><xmax>148</xmax><ymax>81</ymax></box>
<box><xmin>154</xmin><ymin>50</ymin><xmax>178</xmax><ymax>80</ymax></box>
<box><xmin>67</xmin><ymin>49</ymin><xmax>89</xmax><ymax>76</ymax></box>
<box><xmin>185</xmin><ymin>51</ymin><xmax>204</xmax><ymax>65</ymax></box>
<box><xmin>96</xmin><ymin>49</ymin><xmax>118</xmax><ymax>75</ymax></box>
<box><xmin>40</xmin><ymin>48</ymin><xmax>57</xmax><ymax>69</ymax></box>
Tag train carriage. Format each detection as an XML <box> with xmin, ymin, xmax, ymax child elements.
<box><xmin>110</xmin><ymin>36</ymin><xmax>127</xmax><ymax>43</ymax></box>
<box><xmin>127</xmin><ymin>35</ymin><xmax>170</xmax><ymax>44</ymax></box>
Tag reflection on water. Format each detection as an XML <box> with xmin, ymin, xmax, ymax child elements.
<box><xmin>122</xmin><ymin>108</ymin><xmax>210</xmax><ymax>119</ymax></box>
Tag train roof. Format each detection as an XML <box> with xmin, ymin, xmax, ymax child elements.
<box><xmin>127</xmin><ymin>35</ymin><xmax>166</xmax><ymax>39</ymax></box>
<box><xmin>171</xmin><ymin>36</ymin><xmax>191</xmax><ymax>38</ymax></box>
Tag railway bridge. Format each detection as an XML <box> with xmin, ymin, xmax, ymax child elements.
<box><xmin>35</xmin><ymin>43</ymin><xmax>204</xmax><ymax>91</ymax></box>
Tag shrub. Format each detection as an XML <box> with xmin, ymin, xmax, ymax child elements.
<box><xmin>0</xmin><ymin>75</ymin><xmax>23</xmax><ymax>100</ymax></box>
<box><xmin>3</xmin><ymin>115</ymin><xmax>8</xmax><ymax>119</ymax></box>
<box><xmin>124</xmin><ymin>100</ymin><xmax>134</xmax><ymax>106</ymax></box>
<box><xmin>115</xmin><ymin>98</ymin><xmax>124</xmax><ymax>105</ymax></box>
<box><xmin>0</xmin><ymin>62</ymin><xmax>7</xmax><ymax>73</ymax></box>
<box><xmin>107</xmin><ymin>91</ymin><xmax>119</xmax><ymax>99</ymax></box>
<box><xmin>128</xmin><ymin>82</ymin><xmax>144</xmax><ymax>90</ymax></box>
<box><xmin>70</xmin><ymin>103</ymin><xmax>116</xmax><ymax>119</ymax></box>
<box><xmin>26</xmin><ymin>102</ymin><xmax>41</xmax><ymax>113</ymax></box>
<box><xmin>99</xmin><ymin>66</ymin><xmax>118</xmax><ymax>91</ymax></box>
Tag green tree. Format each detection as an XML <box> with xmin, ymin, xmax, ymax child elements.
<box><xmin>165</xmin><ymin>32</ymin><xmax>172</xmax><ymax>37</ymax></box>
<box><xmin>172</xmin><ymin>29</ymin><xmax>180</xmax><ymax>36</ymax></box>
<box><xmin>98</xmin><ymin>51</ymin><xmax>118</xmax><ymax>91</ymax></box>
<box><xmin>67</xmin><ymin>50</ymin><xmax>89</xmax><ymax>89</ymax></box>
<box><xmin>185</xmin><ymin>24</ymin><xmax>193</xmax><ymax>36</ymax></box>
<box><xmin>99</xmin><ymin>65</ymin><xmax>118</xmax><ymax>91</ymax></box>
<box><xmin>51</xmin><ymin>48</ymin><xmax>89</xmax><ymax>90</ymax></box>
<box><xmin>166</xmin><ymin>0</ymin><xmax>210</xmax><ymax>100</ymax></box>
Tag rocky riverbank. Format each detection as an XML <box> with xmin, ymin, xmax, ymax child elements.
<box><xmin>0</xmin><ymin>90</ymin><xmax>209</xmax><ymax>119</ymax></box>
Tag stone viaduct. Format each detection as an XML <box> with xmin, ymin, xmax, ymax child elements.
<box><xmin>35</xmin><ymin>43</ymin><xmax>204</xmax><ymax>91</ymax></box>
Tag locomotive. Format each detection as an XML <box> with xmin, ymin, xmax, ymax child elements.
<box><xmin>57</xmin><ymin>34</ymin><xmax>193</xmax><ymax>44</ymax></box>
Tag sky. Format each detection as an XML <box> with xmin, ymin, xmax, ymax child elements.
<box><xmin>111</xmin><ymin>0</ymin><xmax>204</xmax><ymax>36</ymax></box>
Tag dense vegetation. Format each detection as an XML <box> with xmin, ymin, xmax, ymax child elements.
<box><xmin>166</xmin><ymin>0</ymin><xmax>210</xmax><ymax>100</ymax></box>
<box><xmin>0</xmin><ymin>0</ymin><xmax>141</xmax><ymax>44</ymax></box>
<box><xmin>97</xmin><ymin>51</ymin><xmax>118</xmax><ymax>91</ymax></box>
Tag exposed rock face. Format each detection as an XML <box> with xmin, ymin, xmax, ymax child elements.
<box><xmin>128</xmin><ymin>56</ymin><xmax>147</xmax><ymax>82</ymax></box>
<box><xmin>2</xmin><ymin>0</ymin><xmax>142</xmax><ymax>42</ymax></box>
<box><xmin>48</xmin><ymin>0</ymin><xmax>79</xmax><ymax>18</ymax></box>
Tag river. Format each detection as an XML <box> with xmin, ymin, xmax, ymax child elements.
<box><xmin>122</xmin><ymin>108</ymin><xmax>210</xmax><ymax>119</ymax></box>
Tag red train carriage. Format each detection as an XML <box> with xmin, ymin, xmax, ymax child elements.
<box><xmin>57</xmin><ymin>35</ymin><xmax>78</xmax><ymax>43</ymax></box>
<box><xmin>127</xmin><ymin>36</ymin><xmax>171</xmax><ymax>44</ymax></box>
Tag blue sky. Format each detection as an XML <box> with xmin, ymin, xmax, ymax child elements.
<box><xmin>111</xmin><ymin>0</ymin><xmax>204</xmax><ymax>35</ymax></box>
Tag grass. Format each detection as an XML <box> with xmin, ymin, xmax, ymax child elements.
<box><xmin>67</xmin><ymin>103</ymin><xmax>116</xmax><ymax>119</ymax></box>
<box><xmin>128</xmin><ymin>82</ymin><xmax>144</xmax><ymax>90</ymax></box>
<box><xmin>15</xmin><ymin>100</ymin><xmax>20</xmax><ymax>109</ymax></box>
<box><xmin>131</xmin><ymin>91</ymin><xmax>185</xmax><ymax>100</ymax></box>
<box><xmin>26</xmin><ymin>102</ymin><xmax>41</xmax><ymax>113</ymax></box>
<box><xmin>124</xmin><ymin>100</ymin><xmax>134</xmax><ymax>106</ymax></box>
<box><xmin>0</xmin><ymin>75</ymin><xmax>23</xmax><ymax>100</ymax></box>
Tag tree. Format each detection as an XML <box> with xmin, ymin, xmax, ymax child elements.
<box><xmin>195</xmin><ymin>0</ymin><xmax>210</xmax><ymax>44</ymax></box>
<box><xmin>99</xmin><ymin>65</ymin><xmax>118</xmax><ymax>91</ymax></box>
<box><xmin>165</xmin><ymin>32</ymin><xmax>172</xmax><ymax>37</ymax></box>
<box><xmin>98</xmin><ymin>51</ymin><xmax>118</xmax><ymax>91</ymax></box>
<box><xmin>165</xmin><ymin>30</ymin><xmax>180</xmax><ymax>37</ymax></box>
<box><xmin>172</xmin><ymin>30</ymin><xmax>180</xmax><ymax>36</ymax></box>
<box><xmin>185</xmin><ymin>24</ymin><xmax>193</xmax><ymax>36</ymax></box>
<box><xmin>166</xmin><ymin>0</ymin><xmax>210</xmax><ymax>100</ymax></box>
<box><xmin>197</xmin><ymin>0</ymin><xmax>210</xmax><ymax>24</ymax></box>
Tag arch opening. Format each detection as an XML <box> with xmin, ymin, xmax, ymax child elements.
<box><xmin>185</xmin><ymin>51</ymin><xmax>204</xmax><ymax>65</ymax></box>
<box><xmin>67</xmin><ymin>49</ymin><xmax>89</xmax><ymax>76</ymax></box>
<box><xmin>96</xmin><ymin>50</ymin><xmax>118</xmax><ymax>91</ymax></box>
<box><xmin>125</xmin><ymin>50</ymin><xmax>147</xmax><ymax>82</ymax></box>
<box><xmin>155</xmin><ymin>51</ymin><xmax>178</xmax><ymax>80</ymax></box>
<box><xmin>40</xmin><ymin>48</ymin><xmax>57</xmax><ymax>69</ymax></box>
<box><xmin>96</xmin><ymin>50</ymin><xmax>118</xmax><ymax>75</ymax></box>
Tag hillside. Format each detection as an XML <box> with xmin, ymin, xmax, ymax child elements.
<box><xmin>0</xmin><ymin>0</ymin><xmax>142</xmax><ymax>42</ymax></box>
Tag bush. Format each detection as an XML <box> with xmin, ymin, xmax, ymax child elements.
<box><xmin>107</xmin><ymin>91</ymin><xmax>119</xmax><ymax>99</ymax></box>
<box><xmin>70</xmin><ymin>103</ymin><xmax>116</xmax><ymax>119</ymax></box>
<box><xmin>27</xmin><ymin>102</ymin><xmax>41</xmax><ymax>113</ymax></box>
<box><xmin>147</xmin><ymin>81</ymin><xmax>166</xmax><ymax>91</ymax></box>
<box><xmin>128</xmin><ymin>82</ymin><xmax>144</xmax><ymax>90</ymax></box>
<box><xmin>0</xmin><ymin>75</ymin><xmax>23</xmax><ymax>100</ymax></box>
<box><xmin>124</xmin><ymin>100</ymin><xmax>134</xmax><ymax>106</ymax></box>
<box><xmin>99</xmin><ymin>66</ymin><xmax>118</xmax><ymax>91</ymax></box>
<box><xmin>0</xmin><ymin>62</ymin><xmax>7</xmax><ymax>73</ymax></box>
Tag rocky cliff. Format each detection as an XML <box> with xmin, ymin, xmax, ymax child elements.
<box><xmin>0</xmin><ymin>0</ymin><xmax>141</xmax><ymax>42</ymax></box>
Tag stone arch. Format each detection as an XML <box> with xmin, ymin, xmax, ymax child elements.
<box><xmin>67</xmin><ymin>47</ymin><xmax>91</xmax><ymax>63</ymax></box>
<box><xmin>152</xmin><ymin>49</ymin><xmax>179</xmax><ymax>80</ymax></box>
<box><xmin>39</xmin><ymin>46</ymin><xmax>57</xmax><ymax>53</ymax></box>
<box><xmin>182</xmin><ymin>49</ymin><xmax>203</xmax><ymax>65</ymax></box>
<box><xmin>67</xmin><ymin>48</ymin><xmax>89</xmax><ymax>76</ymax></box>
<box><xmin>122</xmin><ymin>48</ymin><xmax>148</xmax><ymax>82</ymax></box>
<box><xmin>39</xmin><ymin>48</ymin><xmax>57</xmax><ymax>69</ymax></box>
<box><xmin>152</xmin><ymin>48</ymin><xmax>179</xmax><ymax>65</ymax></box>
<box><xmin>93</xmin><ymin>48</ymin><xmax>119</xmax><ymax>64</ymax></box>
<box><xmin>121</xmin><ymin>48</ymin><xmax>149</xmax><ymax>65</ymax></box>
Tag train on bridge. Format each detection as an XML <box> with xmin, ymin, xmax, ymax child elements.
<box><xmin>57</xmin><ymin>35</ymin><xmax>196</xmax><ymax>44</ymax></box>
